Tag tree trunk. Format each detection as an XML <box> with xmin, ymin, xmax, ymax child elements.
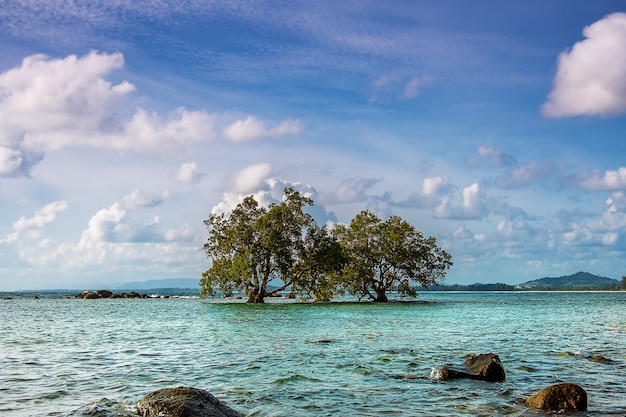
<box><xmin>247</xmin><ymin>288</ymin><xmax>265</xmax><ymax>303</ymax></box>
<box><xmin>374</xmin><ymin>288</ymin><xmax>388</xmax><ymax>302</ymax></box>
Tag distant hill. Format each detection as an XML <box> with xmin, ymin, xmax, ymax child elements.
<box><xmin>116</xmin><ymin>278</ymin><xmax>200</xmax><ymax>290</ymax></box>
<box><xmin>517</xmin><ymin>271</ymin><xmax>620</xmax><ymax>290</ymax></box>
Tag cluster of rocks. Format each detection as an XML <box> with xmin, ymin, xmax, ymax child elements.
<box><xmin>118</xmin><ymin>353</ymin><xmax>594</xmax><ymax>416</ymax></box>
<box><xmin>74</xmin><ymin>290</ymin><xmax>150</xmax><ymax>299</ymax></box>
<box><xmin>432</xmin><ymin>353</ymin><xmax>587</xmax><ymax>412</ymax></box>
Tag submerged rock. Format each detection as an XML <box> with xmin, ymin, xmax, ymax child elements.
<box><xmin>435</xmin><ymin>353</ymin><xmax>506</xmax><ymax>383</ymax></box>
<box><xmin>137</xmin><ymin>386</ymin><xmax>241</xmax><ymax>417</ymax></box>
<box><xmin>589</xmin><ymin>354</ymin><xmax>613</xmax><ymax>364</ymax></box>
<box><xmin>525</xmin><ymin>383</ymin><xmax>587</xmax><ymax>411</ymax></box>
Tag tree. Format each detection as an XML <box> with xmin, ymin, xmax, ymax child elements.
<box><xmin>335</xmin><ymin>210</ymin><xmax>452</xmax><ymax>302</ymax></box>
<box><xmin>201</xmin><ymin>187</ymin><xmax>344</xmax><ymax>303</ymax></box>
<box><xmin>289</xmin><ymin>224</ymin><xmax>347</xmax><ymax>301</ymax></box>
<box><xmin>622</xmin><ymin>276</ymin><xmax>626</xmax><ymax>290</ymax></box>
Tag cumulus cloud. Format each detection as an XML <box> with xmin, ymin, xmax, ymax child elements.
<box><xmin>3</xmin><ymin>200</ymin><xmax>70</xmax><ymax>242</ymax></box>
<box><xmin>121</xmin><ymin>189</ymin><xmax>169</xmax><ymax>210</ymax></box>
<box><xmin>578</xmin><ymin>167</ymin><xmax>626</xmax><ymax>191</ymax></box>
<box><xmin>223</xmin><ymin>116</ymin><xmax>302</xmax><ymax>142</ymax></box>
<box><xmin>434</xmin><ymin>182</ymin><xmax>487</xmax><ymax>220</ymax></box>
<box><xmin>211</xmin><ymin>170</ymin><xmax>337</xmax><ymax>224</ymax></box>
<box><xmin>174</xmin><ymin>162</ymin><xmax>205</xmax><ymax>183</ymax></box>
<box><xmin>231</xmin><ymin>163</ymin><xmax>273</xmax><ymax>194</ymax></box>
<box><xmin>0</xmin><ymin>51</ymin><xmax>134</xmax><ymax>137</ymax></box>
<box><xmin>319</xmin><ymin>177</ymin><xmax>380</xmax><ymax>205</ymax></box>
<box><xmin>79</xmin><ymin>189</ymin><xmax>170</xmax><ymax>245</ymax></box>
<box><xmin>0</xmin><ymin>146</ymin><xmax>43</xmax><ymax>177</ymax></box>
<box><xmin>0</xmin><ymin>51</ymin><xmax>300</xmax><ymax>176</ymax></box>
<box><xmin>114</xmin><ymin>108</ymin><xmax>216</xmax><ymax>153</ymax></box>
<box><xmin>421</xmin><ymin>176</ymin><xmax>451</xmax><ymax>201</ymax></box>
<box><xmin>542</xmin><ymin>13</ymin><xmax>626</xmax><ymax>118</ymax></box>
<box><xmin>467</xmin><ymin>146</ymin><xmax>517</xmax><ymax>167</ymax></box>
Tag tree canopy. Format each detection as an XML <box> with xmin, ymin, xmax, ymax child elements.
<box><xmin>201</xmin><ymin>188</ymin><xmax>452</xmax><ymax>303</ymax></box>
<box><xmin>334</xmin><ymin>210</ymin><xmax>453</xmax><ymax>302</ymax></box>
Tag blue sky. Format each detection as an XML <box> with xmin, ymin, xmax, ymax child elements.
<box><xmin>1</xmin><ymin>1</ymin><xmax>625</xmax><ymax>290</ymax></box>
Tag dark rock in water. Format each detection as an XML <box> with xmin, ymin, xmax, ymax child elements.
<box><xmin>435</xmin><ymin>353</ymin><xmax>505</xmax><ymax>382</ymax></box>
<box><xmin>83</xmin><ymin>291</ymin><xmax>101</xmax><ymax>299</ymax></box>
<box><xmin>137</xmin><ymin>386</ymin><xmax>241</xmax><ymax>417</ymax></box>
<box><xmin>96</xmin><ymin>290</ymin><xmax>113</xmax><ymax>298</ymax></box>
<box><xmin>525</xmin><ymin>383</ymin><xmax>587</xmax><ymax>411</ymax></box>
<box><xmin>464</xmin><ymin>353</ymin><xmax>506</xmax><ymax>382</ymax></box>
<box><xmin>589</xmin><ymin>354</ymin><xmax>613</xmax><ymax>364</ymax></box>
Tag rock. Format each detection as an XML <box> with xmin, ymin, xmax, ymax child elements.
<box><xmin>435</xmin><ymin>353</ymin><xmax>505</xmax><ymax>382</ymax></box>
<box><xmin>137</xmin><ymin>386</ymin><xmax>241</xmax><ymax>417</ymax></box>
<box><xmin>589</xmin><ymin>354</ymin><xmax>613</xmax><ymax>364</ymax></box>
<box><xmin>525</xmin><ymin>383</ymin><xmax>587</xmax><ymax>411</ymax></box>
<box><xmin>83</xmin><ymin>291</ymin><xmax>101</xmax><ymax>299</ymax></box>
<box><xmin>96</xmin><ymin>290</ymin><xmax>113</xmax><ymax>298</ymax></box>
<box><xmin>464</xmin><ymin>353</ymin><xmax>506</xmax><ymax>382</ymax></box>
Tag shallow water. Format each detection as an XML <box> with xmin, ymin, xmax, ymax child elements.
<box><xmin>1</xmin><ymin>292</ymin><xmax>625</xmax><ymax>416</ymax></box>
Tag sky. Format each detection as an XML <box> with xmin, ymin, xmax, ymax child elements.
<box><xmin>1</xmin><ymin>1</ymin><xmax>626</xmax><ymax>290</ymax></box>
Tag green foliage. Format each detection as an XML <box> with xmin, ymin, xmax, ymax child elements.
<box><xmin>201</xmin><ymin>192</ymin><xmax>453</xmax><ymax>303</ymax></box>
<box><xmin>335</xmin><ymin>210</ymin><xmax>453</xmax><ymax>302</ymax></box>
<box><xmin>622</xmin><ymin>276</ymin><xmax>626</xmax><ymax>290</ymax></box>
<box><xmin>201</xmin><ymin>187</ymin><xmax>343</xmax><ymax>303</ymax></box>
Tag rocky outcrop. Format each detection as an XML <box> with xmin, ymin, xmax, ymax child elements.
<box><xmin>434</xmin><ymin>353</ymin><xmax>506</xmax><ymax>382</ymax></box>
<box><xmin>96</xmin><ymin>289</ymin><xmax>113</xmax><ymax>298</ymax></box>
<box><xmin>137</xmin><ymin>386</ymin><xmax>241</xmax><ymax>417</ymax></box>
<box><xmin>525</xmin><ymin>383</ymin><xmax>587</xmax><ymax>411</ymax></box>
<box><xmin>74</xmin><ymin>290</ymin><xmax>149</xmax><ymax>299</ymax></box>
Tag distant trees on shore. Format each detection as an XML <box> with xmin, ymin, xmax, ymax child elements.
<box><xmin>201</xmin><ymin>187</ymin><xmax>452</xmax><ymax>303</ymax></box>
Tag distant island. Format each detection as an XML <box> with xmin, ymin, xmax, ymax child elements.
<box><xmin>423</xmin><ymin>271</ymin><xmax>622</xmax><ymax>291</ymax></box>
<box><xmin>116</xmin><ymin>278</ymin><xmax>200</xmax><ymax>290</ymax></box>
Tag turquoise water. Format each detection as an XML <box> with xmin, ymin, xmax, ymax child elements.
<box><xmin>1</xmin><ymin>292</ymin><xmax>625</xmax><ymax>416</ymax></box>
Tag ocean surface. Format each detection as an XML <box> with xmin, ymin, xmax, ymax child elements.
<box><xmin>1</xmin><ymin>291</ymin><xmax>625</xmax><ymax>416</ymax></box>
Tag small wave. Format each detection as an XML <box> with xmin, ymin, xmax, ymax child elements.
<box><xmin>271</xmin><ymin>373</ymin><xmax>322</xmax><ymax>386</ymax></box>
<box><xmin>429</xmin><ymin>367</ymin><xmax>444</xmax><ymax>380</ymax></box>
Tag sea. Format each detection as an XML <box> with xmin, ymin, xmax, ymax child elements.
<box><xmin>1</xmin><ymin>291</ymin><xmax>625</xmax><ymax>416</ymax></box>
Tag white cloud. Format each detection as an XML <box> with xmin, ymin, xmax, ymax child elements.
<box><xmin>579</xmin><ymin>167</ymin><xmax>626</xmax><ymax>191</ymax></box>
<box><xmin>231</xmin><ymin>162</ymin><xmax>273</xmax><ymax>194</ymax></box>
<box><xmin>79</xmin><ymin>189</ymin><xmax>170</xmax><ymax>245</ymax></box>
<box><xmin>467</xmin><ymin>146</ymin><xmax>517</xmax><ymax>167</ymax></box>
<box><xmin>121</xmin><ymin>189</ymin><xmax>169</xmax><ymax>210</ymax></box>
<box><xmin>434</xmin><ymin>183</ymin><xmax>487</xmax><ymax>220</ymax></box>
<box><xmin>174</xmin><ymin>162</ymin><xmax>204</xmax><ymax>183</ymax></box>
<box><xmin>320</xmin><ymin>177</ymin><xmax>380</xmax><ymax>204</ymax></box>
<box><xmin>421</xmin><ymin>176</ymin><xmax>450</xmax><ymax>200</ymax></box>
<box><xmin>0</xmin><ymin>51</ymin><xmax>134</xmax><ymax>138</ymax></box>
<box><xmin>116</xmin><ymin>108</ymin><xmax>216</xmax><ymax>153</ymax></box>
<box><xmin>0</xmin><ymin>51</ymin><xmax>301</xmax><ymax>177</ymax></box>
<box><xmin>0</xmin><ymin>146</ymin><xmax>44</xmax><ymax>177</ymax></box>
<box><xmin>3</xmin><ymin>200</ymin><xmax>70</xmax><ymax>242</ymax></box>
<box><xmin>495</xmin><ymin>161</ymin><xmax>559</xmax><ymax>189</ymax></box>
<box><xmin>542</xmin><ymin>12</ymin><xmax>626</xmax><ymax>118</ymax></box>
<box><xmin>223</xmin><ymin>116</ymin><xmax>302</xmax><ymax>142</ymax></box>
